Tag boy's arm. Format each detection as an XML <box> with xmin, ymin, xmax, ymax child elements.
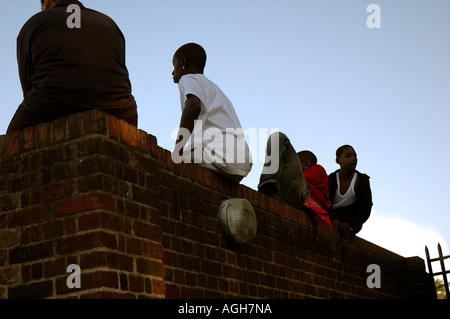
<box><xmin>352</xmin><ymin>179</ymin><xmax>373</xmax><ymax>225</ymax></box>
<box><xmin>175</xmin><ymin>94</ymin><xmax>202</xmax><ymax>153</ymax></box>
<box><xmin>17</xmin><ymin>28</ymin><xmax>33</xmax><ymax>97</ymax></box>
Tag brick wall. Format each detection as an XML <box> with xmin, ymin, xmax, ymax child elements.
<box><xmin>0</xmin><ymin>110</ymin><xmax>436</xmax><ymax>299</ymax></box>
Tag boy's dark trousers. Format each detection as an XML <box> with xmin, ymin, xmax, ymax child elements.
<box><xmin>258</xmin><ymin>132</ymin><xmax>310</xmax><ymax>208</ymax></box>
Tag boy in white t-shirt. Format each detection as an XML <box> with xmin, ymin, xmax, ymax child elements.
<box><xmin>171</xmin><ymin>43</ymin><xmax>252</xmax><ymax>182</ymax></box>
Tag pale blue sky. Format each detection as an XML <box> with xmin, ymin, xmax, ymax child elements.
<box><xmin>1</xmin><ymin>1</ymin><xmax>449</xmax><ymax>267</ymax></box>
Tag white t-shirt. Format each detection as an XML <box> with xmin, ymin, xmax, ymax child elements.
<box><xmin>177</xmin><ymin>74</ymin><xmax>252</xmax><ymax>177</ymax></box>
<box><xmin>332</xmin><ymin>172</ymin><xmax>357</xmax><ymax>209</ymax></box>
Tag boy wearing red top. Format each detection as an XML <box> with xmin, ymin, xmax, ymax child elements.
<box><xmin>298</xmin><ymin>151</ymin><xmax>332</xmax><ymax>226</ymax></box>
<box><xmin>298</xmin><ymin>151</ymin><xmax>331</xmax><ymax>211</ymax></box>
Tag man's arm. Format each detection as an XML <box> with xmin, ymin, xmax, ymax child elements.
<box><xmin>17</xmin><ymin>28</ymin><xmax>33</xmax><ymax>98</ymax></box>
<box><xmin>174</xmin><ymin>94</ymin><xmax>202</xmax><ymax>153</ymax></box>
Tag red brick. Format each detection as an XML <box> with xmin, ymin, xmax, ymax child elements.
<box><xmin>133</xmin><ymin>221</ymin><xmax>161</xmax><ymax>242</ymax></box>
<box><xmin>180</xmin><ymin>286</ymin><xmax>203</xmax><ymax>299</ymax></box>
<box><xmin>31</xmin><ymin>262</ymin><xmax>43</xmax><ymax>280</ymax></box>
<box><xmin>196</xmin><ymin>166</ymin><xmax>210</xmax><ymax>186</ymax></box>
<box><xmin>0</xmin><ymin>135</ymin><xmax>6</xmax><ymax>158</ymax></box>
<box><xmin>0</xmin><ymin>194</ymin><xmax>18</xmax><ymax>212</ymax></box>
<box><xmin>172</xmin><ymin>162</ymin><xmax>181</xmax><ymax>177</ymax></box>
<box><xmin>78</xmin><ymin>211</ymin><xmax>129</xmax><ymax>233</ymax></box>
<box><xmin>301</xmin><ymin>210</ymin><xmax>314</xmax><ymax>228</ymax></box>
<box><xmin>6</xmin><ymin>131</ymin><xmax>20</xmax><ymax>156</ymax></box>
<box><xmin>222</xmin><ymin>265</ymin><xmax>241</xmax><ymax>280</ymax></box>
<box><xmin>39</xmin><ymin>183</ymin><xmax>73</xmax><ymax>203</ymax></box>
<box><xmin>129</xmin><ymin>124</ymin><xmax>138</xmax><ymax>149</ymax></box>
<box><xmin>65</xmin><ymin>217</ymin><xmax>77</xmax><ymax>234</ymax></box>
<box><xmin>55</xmin><ymin>193</ymin><xmax>116</xmax><ymax>217</ymax></box>
<box><xmin>138</xmin><ymin>130</ymin><xmax>149</xmax><ymax>153</ymax></box>
<box><xmin>43</xmin><ymin>258</ymin><xmax>66</xmax><ymax>278</ymax></box>
<box><xmin>80</xmin><ymin>291</ymin><xmax>135</xmax><ymax>299</ymax></box>
<box><xmin>83</xmin><ymin>109</ymin><xmax>107</xmax><ymax>135</ymax></box>
<box><xmin>52</xmin><ymin>117</ymin><xmax>67</xmax><ymax>143</ymax></box>
<box><xmin>156</xmin><ymin>147</ymin><xmax>165</xmax><ymax>168</ymax></box>
<box><xmin>136</xmin><ymin>258</ymin><xmax>164</xmax><ymax>277</ymax></box>
<box><xmin>84</xmin><ymin>270</ymin><xmax>120</xmax><ymax>290</ymax></box>
<box><xmin>10</xmin><ymin>241</ymin><xmax>53</xmax><ymax>264</ymax></box>
<box><xmin>163</xmin><ymin>149</ymin><xmax>173</xmax><ymax>171</ymax></box>
<box><xmin>165</xmin><ymin>283</ymin><xmax>180</xmax><ymax>298</ymax></box>
<box><xmin>67</xmin><ymin>112</ymin><xmax>84</xmax><ymax>138</ymax></box>
<box><xmin>80</xmin><ymin>251</ymin><xmax>133</xmax><ymax>272</ymax></box>
<box><xmin>129</xmin><ymin>275</ymin><xmax>144</xmax><ymax>292</ymax></box>
<box><xmin>42</xmin><ymin>220</ymin><xmax>64</xmax><ymax>240</ymax></box>
<box><xmin>107</xmin><ymin>114</ymin><xmax>119</xmax><ymax>141</ymax></box>
<box><xmin>21</xmin><ymin>126</ymin><xmax>35</xmax><ymax>150</ymax></box>
<box><xmin>11</xmin><ymin>205</ymin><xmax>52</xmax><ymax>227</ymax></box>
<box><xmin>20</xmin><ymin>225</ymin><xmax>41</xmax><ymax>245</ymax></box>
<box><xmin>149</xmin><ymin>134</ymin><xmax>158</xmax><ymax>157</ymax></box>
<box><xmin>9</xmin><ymin>280</ymin><xmax>53</xmax><ymax>299</ymax></box>
<box><xmin>26</xmin><ymin>152</ymin><xmax>43</xmax><ymax>171</ymax></box>
<box><xmin>0</xmin><ymin>228</ymin><xmax>20</xmax><ymax>247</ymax></box>
<box><xmin>57</xmin><ymin>231</ymin><xmax>117</xmax><ymax>254</ymax></box>
<box><xmin>177</xmin><ymin>254</ymin><xmax>200</xmax><ymax>272</ymax></box>
<box><xmin>151</xmin><ymin>279</ymin><xmax>166</xmax><ymax>296</ymax></box>
<box><xmin>36</xmin><ymin>122</ymin><xmax>51</xmax><ymax>146</ymax></box>
<box><xmin>118</xmin><ymin>119</ymin><xmax>130</xmax><ymax>145</ymax></box>
<box><xmin>55</xmin><ymin>270</ymin><xmax>119</xmax><ymax>295</ymax></box>
<box><xmin>77</xmin><ymin>211</ymin><xmax>102</xmax><ymax>230</ymax></box>
<box><xmin>127</xmin><ymin>236</ymin><xmax>144</xmax><ymax>255</ymax></box>
<box><xmin>117</xmin><ymin>234</ymin><xmax>126</xmax><ymax>251</ymax></box>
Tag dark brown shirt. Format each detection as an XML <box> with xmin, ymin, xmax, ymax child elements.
<box><xmin>9</xmin><ymin>0</ymin><xmax>137</xmax><ymax>132</ymax></box>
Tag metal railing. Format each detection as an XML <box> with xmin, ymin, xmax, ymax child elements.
<box><xmin>425</xmin><ymin>243</ymin><xmax>449</xmax><ymax>299</ymax></box>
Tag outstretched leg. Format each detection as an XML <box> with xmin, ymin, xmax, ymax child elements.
<box><xmin>258</xmin><ymin>131</ymin><xmax>310</xmax><ymax>208</ymax></box>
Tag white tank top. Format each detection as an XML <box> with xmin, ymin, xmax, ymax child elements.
<box><xmin>333</xmin><ymin>172</ymin><xmax>357</xmax><ymax>209</ymax></box>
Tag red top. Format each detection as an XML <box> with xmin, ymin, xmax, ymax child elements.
<box><xmin>303</xmin><ymin>164</ymin><xmax>331</xmax><ymax>210</ymax></box>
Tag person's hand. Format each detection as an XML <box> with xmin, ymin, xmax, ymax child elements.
<box><xmin>332</xmin><ymin>220</ymin><xmax>353</xmax><ymax>238</ymax></box>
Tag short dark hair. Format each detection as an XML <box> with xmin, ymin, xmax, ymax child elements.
<box><xmin>174</xmin><ymin>43</ymin><xmax>207</xmax><ymax>71</ymax></box>
<box><xmin>41</xmin><ymin>0</ymin><xmax>59</xmax><ymax>5</ymax></box>
<box><xmin>297</xmin><ymin>150</ymin><xmax>317</xmax><ymax>165</ymax></box>
<box><xmin>336</xmin><ymin>145</ymin><xmax>354</xmax><ymax>158</ymax></box>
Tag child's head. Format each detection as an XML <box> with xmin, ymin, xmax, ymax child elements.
<box><xmin>297</xmin><ymin>150</ymin><xmax>317</xmax><ymax>171</ymax></box>
<box><xmin>41</xmin><ymin>0</ymin><xmax>59</xmax><ymax>10</ymax></box>
<box><xmin>335</xmin><ymin>145</ymin><xmax>357</xmax><ymax>171</ymax></box>
<box><xmin>172</xmin><ymin>43</ymin><xmax>207</xmax><ymax>83</ymax></box>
